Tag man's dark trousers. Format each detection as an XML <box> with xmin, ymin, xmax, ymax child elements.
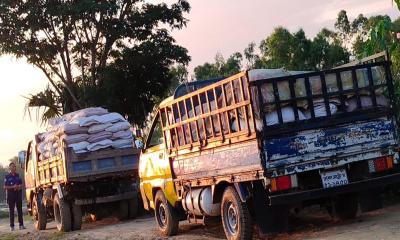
<box><xmin>7</xmin><ymin>191</ymin><xmax>23</xmax><ymax>228</ymax></box>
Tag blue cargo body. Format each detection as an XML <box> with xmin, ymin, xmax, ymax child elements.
<box><xmin>264</xmin><ymin>117</ymin><xmax>398</xmax><ymax>177</ymax></box>
<box><xmin>65</xmin><ymin>147</ymin><xmax>140</xmax><ymax>181</ymax></box>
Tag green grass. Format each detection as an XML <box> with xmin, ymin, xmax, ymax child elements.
<box><xmin>0</xmin><ymin>210</ymin><xmax>8</xmax><ymax>219</ymax></box>
<box><xmin>0</xmin><ymin>234</ymin><xmax>18</xmax><ymax>240</ymax></box>
<box><xmin>23</xmin><ymin>214</ymin><xmax>31</xmax><ymax>222</ymax></box>
<box><xmin>48</xmin><ymin>232</ymin><xmax>65</xmax><ymax>240</ymax></box>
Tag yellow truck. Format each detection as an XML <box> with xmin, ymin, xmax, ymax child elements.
<box><xmin>139</xmin><ymin>54</ymin><xmax>400</xmax><ymax>239</ymax></box>
<box><xmin>19</xmin><ymin>136</ymin><xmax>140</xmax><ymax>232</ymax></box>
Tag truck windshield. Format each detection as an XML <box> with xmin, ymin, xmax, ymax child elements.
<box><xmin>148</xmin><ymin>117</ymin><xmax>163</xmax><ymax>147</ymax></box>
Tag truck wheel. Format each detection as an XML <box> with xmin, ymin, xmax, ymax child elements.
<box><xmin>53</xmin><ymin>194</ymin><xmax>72</xmax><ymax>232</ymax></box>
<box><xmin>71</xmin><ymin>201</ymin><xmax>82</xmax><ymax>231</ymax></box>
<box><xmin>32</xmin><ymin>193</ymin><xmax>47</xmax><ymax>230</ymax></box>
<box><xmin>334</xmin><ymin>193</ymin><xmax>358</xmax><ymax>220</ymax></box>
<box><xmin>221</xmin><ymin>186</ymin><xmax>253</xmax><ymax>240</ymax></box>
<box><xmin>154</xmin><ymin>190</ymin><xmax>179</xmax><ymax>236</ymax></box>
<box><xmin>117</xmin><ymin>200</ymin><xmax>129</xmax><ymax>220</ymax></box>
<box><xmin>128</xmin><ymin>198</ymin><xmax>138</xmax><ymax>219</ymax></box>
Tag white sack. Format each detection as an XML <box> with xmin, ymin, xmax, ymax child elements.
<box><xmin>87</xmin><ymin>139</ymin><xmax>113</xmax><ymax>151</ymax></box>
<box><xmin>62</xmin><ymin>134</ymin><xmax>89</xmax><ymax>145</ymax></box>
<box><xmin>78</xmin><ymin>113</ymin><xmax>125</xmax><ymax>126</ymax></box>
<box><xmin>65</xmin><ymin>107</ymin><xmax>108</xmax><ymax>121</ymax></box>
<box><xmin>69</xmin><ymin>141</ymin><xmax>90</xmax><ymax>152</ymax></box>
<box><xmin>58</xmin><ymin>123</ymin><xmax>88</xmax><ymax>135</ymax></box>
<box><xmin>346</xmin><ymin>95</ymin><xmax>389</xmax><ymax>112</ymax></box>
<box><xmin>96</xmin><ymin>112</ymin><xmax>125</xmax><ymax>124</ymax></box>
<box><xmin>265</xmin><ymin>107</ymin><xmax>306</xmax><ymax>126</ymax></box>
<box><xmin>78</xmin><ymin>115</ymin><xmax>101</xmax><ymax>127</ymax></box>
<box><xmin>105</xmin><ymin>121</ymin><xmax>131</xmax><ymax>132</ymax></box>
<box><xmin>305</xmin><ymin>103</ymin><xmax>338</xmax><ymax>118</ymax></box>
<box><xmin>88</xmin><ymin>123</ymin><xmax>113</xmax><ymax>134</ymax></box>
<box><xmin>43</xmin><ymin>131</ymin><xmax>58</xmax><ymax>143</ymax></box>
<box><xmin>87</xmin><ymin>131</ymin><xmax>112</xmax><ymax>143</ymax></box>
<box><xmin>112</xmin><ymin>138</ymin><xmax>133</xmax><ymax>149</ymax></box>
<box><xmin>111</xmin><ymin>130</ymin><xmax>132</xmax><ymax>140</ymax></box>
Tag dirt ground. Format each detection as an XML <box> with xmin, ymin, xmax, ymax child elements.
<box><xmin>2</xmin><ymin>196</ymin><xmax>400</xmax><ymax>240</ymax></box>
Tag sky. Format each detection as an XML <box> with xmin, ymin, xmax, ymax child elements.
<box><xmin>0</xmin><ymin>0</ymin><xmax>399</xmax><ymax>166</ymax></box>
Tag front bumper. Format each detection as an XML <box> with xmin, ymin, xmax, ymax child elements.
<box><xmin>270</xmin><ymin>172</ymin><xmax>400</xmax><ymax>205</ymax></box>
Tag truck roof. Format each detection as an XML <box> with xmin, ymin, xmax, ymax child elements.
<box><xmin>173</xmin><ymin>76</ymin><xmax>226</xmax><ymax>99</ymax></box>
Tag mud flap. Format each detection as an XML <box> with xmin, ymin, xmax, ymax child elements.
<box><xmin>359</xmin><ymin>188</ymin><xmax>383</xmax><ymax>212</ymax></box>
<box><xmin>252</xmin><ymin>181</ymin><xmax>288</xmax><ymax>234</ymax></box>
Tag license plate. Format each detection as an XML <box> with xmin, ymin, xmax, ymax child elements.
<box><xmin>320</xmin><ymin>168</ymin><xmax>349</xmax><ymax>188</ymax></box>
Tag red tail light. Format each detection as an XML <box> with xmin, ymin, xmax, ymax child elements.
<box><xmin>368</xmin><ymin>156</ymin><xmax>394</xmax><ymax>173</ymax></box>
<box><xmin>271</xmin><ymin>175</ymin><xmax>297</xmax><ymax>192</ymax></box>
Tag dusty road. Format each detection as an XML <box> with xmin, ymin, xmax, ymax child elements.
<box><xmin>2</xmin><ymin>197</ymin><xmax>400</xmax><ymax>240</ymax></box>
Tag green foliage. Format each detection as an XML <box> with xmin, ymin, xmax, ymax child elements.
<box><xmin>24</xmin><ymin>86</ymin><xmax>63</xmax><ymax>124</ymax></box>
<box><xmin>86</xmin><ymin>30</ymin><xmax>190</xmax><ymax>125</ymax></box>
<box><xmin>194</xmin><ymin>52</ymin><xmax>242</xmax><ymax>80</ymax></box>
<box><xmin>195</xmin><ymin>25</ymin><xmax>349</xmax><ymax>80</ymax></box>
<box><xmin>0</xmin><ymin>0</ymin><xmax>190</xmax><ymax>125</ymax></box>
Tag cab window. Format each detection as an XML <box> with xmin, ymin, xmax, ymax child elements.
<box><xmin>148</xmin><ymin>116</ymin><xmax>164</xmax><ymax>147</ymax></box>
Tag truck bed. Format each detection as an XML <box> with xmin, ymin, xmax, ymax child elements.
<box><xmin>264</xmin><ymin>117</ymin><xmax>398</xmax><ymax>177</ymax></box>
<box><xmin>37</xmin><ymin>147</ymin><xmax>139</xmax><ymax>185</ymax></box>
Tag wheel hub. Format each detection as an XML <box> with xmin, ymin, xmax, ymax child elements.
<box><xmin>225</xmin><ymin>202</ymin><xmax>238</xmax><ymax>235</ymax></box>
<box><xmin>158</xmin><ymin>203</ymin><xmax>167</xmax><ymax>227</ymax></box>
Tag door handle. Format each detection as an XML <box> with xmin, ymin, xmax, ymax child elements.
<box><xmin>159</xmin><ymin>153</ymin><xmax>164</xmax><ymax>159</ymax></box>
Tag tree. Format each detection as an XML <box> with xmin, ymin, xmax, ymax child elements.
<box><xmin>194</xmin><ymin>52</ymin><xmax>242</xmax><ymax>80</ymax></box>
<box><xmin>0</xmin><ymin>0</ymin><xmax>190</xmax><ymax>123</ymax></box>
<box><xmin>309</xmin><ymin>28</ymin><xmax>349</xmax><ymax>70</ymax></box>
<box><xmin>90</xmin><ymin>30</ymin><xmax>190</xmax><ymax>124</ymax></box>
<box><xmin>259</xmin><ymin>27</ymin><xmax>294</xmax><ymax>69</ymax></box>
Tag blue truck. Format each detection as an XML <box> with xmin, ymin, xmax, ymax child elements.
<box><xmin>139</xmin><ymin>52</ymin><xmax>400</xmax><ymax>239</ymax></box>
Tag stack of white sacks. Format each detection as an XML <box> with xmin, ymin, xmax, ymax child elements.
<box><xmin>37</xmin><ymin>107</ymin><xmax>134</xmax><ymax>160</ymax></box>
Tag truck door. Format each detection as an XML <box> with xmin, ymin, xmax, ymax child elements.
<box><xmin>25</xmin><ymin>141</ymin><xmax>36</xmax><ymax>201</ymax></box>
<box><xmin>140</xmin><ymin>113</ymin><xmax>178</xmax><ymax>207</ymax></box>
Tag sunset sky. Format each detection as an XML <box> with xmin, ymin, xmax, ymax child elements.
<box><xmin>0</xmin><ymin>0</ymin><xmax>399</xmax><ymax>166</ymax></box>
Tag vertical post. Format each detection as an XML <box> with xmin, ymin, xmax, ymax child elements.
<box><xmin>176</xmin><ymin>102</ymin><xmax>187</xmax><ymax>145</ymax></box>
<box><xmin>336</xmin><ymin>71</ymin><xmax>346</xmax><ymax>108</ymax></box>
<box><xmin>190</xmin><ymin>96</ymin><xmax>201</xmax><ymax>143</ymax></box>
<box><xmin>197</xmin><ymin>94</ymin><xmax>208</xmax><ymax>141</ymax></box>
<box><xmin>257</xmin><ymin>81</ymin><xmax>267</xmax><ymax>136</ymax></box>
<box><xmin>183</xmin><ymin>98</ymin><xmax>193</xmax><ymax>144</ymax></box>
<box><xmin>221</xmin><ymin>84</ymin><xmax>232</xmax><ymax>135</ymax></box>
<box><xmin>367</xmin><ymin>67</ymin><xmax>377</xmax><ymax>107</ymax></box>
<box><xmin>304</xmin><ymin>76</ymin><xmax>315</xmax><ymax>118</ymax></box>
<box><xmin>213</xmin><ymin>88</ymin><xmax>225</xmax><ymax>140</ymax></box>
<box><xmin>230</xmin><ymin>80</ymin><xmax>241</xmax><ymax>131</ymax></box>
<box><xmin>272</xmin><ymin>80</ymin><xmax>283</xmax><ymax>124</ymax></box>
<box><xmin>288</xmin><ymin>78</ymin><xmax>299</xmax><ymax>120</ymax></box>
<box><xmin>239</xmin><ymin>76</ymin><xmax>251</xmax><ymax>133</ymax></box>
<box><xmin>351</xmin><ymin>69</ymin><xmax>362</xmax><ymax>110</ymax></box>
<box><xmin>320</xmin><ymin>73</ymin><xmax>331</xmax><ymax>116</ymax></box>
<box><xmin>206</xmin><ymin>90</ymin><xmax>216</xmax><ymax>138</ymax></box>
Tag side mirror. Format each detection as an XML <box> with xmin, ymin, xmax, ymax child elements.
<box><xmin>18</xmin><ymin>150</ymin><xmax>26</xmax><ymax>168</ymax></box>
<box><xmin>135</xmin><ymin>139</ymin><xmax>144</xmax><ymax>150</ymax></box>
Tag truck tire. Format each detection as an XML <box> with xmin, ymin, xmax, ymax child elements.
<box><xmin>32</xmin><ymin>193</ymin><xmax>47</xmax><ymax>230</ymax></box>
<box><xmin>154</xmin><ymin>190</ymin><xmax>179</xmax><ymax>236</ymax></box>
<box><xmin>71</xmin><ymin>201</ymin><xmax>82</xmax><ymax>230</ymax></box>
<box><xmin>128</xmin><ymin>198</ymin><xmax>138</xmax><ymax>219</ymax></box>
<box><xmin>53</xmin><ymin>194</ymin><xmax>72</xmax><ymax>232</ymax></box>
<box><xmin>117</xmin><ymin>200</ymin><xmax>129</xmax><ymax>220</ymax></box>
<box><xmin>221</xmin><ymin>186</ymin><xmax>253</xmax><ymax>240</ymax></box>
<box><xmin>334</xmin><ymin>193</ymin><xmax>358</xmax><ymax>220</ymax></box>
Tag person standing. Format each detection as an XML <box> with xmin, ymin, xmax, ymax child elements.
<box><xmin>3</xmin><ymin>162</ymin><xmax>25</xmax><ymax>231</ymax></box>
